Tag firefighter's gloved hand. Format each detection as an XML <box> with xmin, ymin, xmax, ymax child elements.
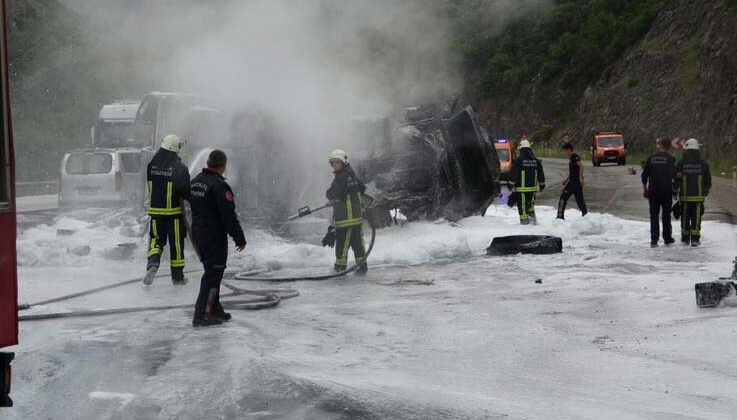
<box><xmin>539</xmin><ymin>184</ymin><xmax>545</xmax><ymax>192</ymax></box>
<box><xmin>643</xmin><ymin>189</ymin><xmax>649</xmax><ymax>199</ymax></box>
<box><xmin>322</xmin><ymin>226</ymin><xmax>336</xmax><ymax>248</ymax></box>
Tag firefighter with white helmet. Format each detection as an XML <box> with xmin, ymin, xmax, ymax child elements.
<box><xmin>323</xmin><ymin>149</ymin><xmax>368</xmax><ymax>274</ymax></box>
<box><xmin>675</xmin><ymin>138</ymin><xmax>711</xmax><ymax>246</ymax></box>
<box><xmin>142</xmin><ymin>134</ymin><xmax>191</xmax><ymax>285</ymax></box>
<box><xmin>509</xmin><ymin>139</ymin><xmax>545</xmax><ymax>225</ymax></box>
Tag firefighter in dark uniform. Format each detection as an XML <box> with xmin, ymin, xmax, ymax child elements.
<box><xmin>143</xmin><ymin>134</ymin><xmax>190</xmax><ymax>285</ymax></box>
<box><xmin>641</xmin><ymin>137</ymin><xmax>676</xmax><ymax>247</ymax></box>
<box><xmin>324</xmin><ymin>149</ymin><xmax>368</xmax><ymax>274</ymax></box>
<box><xmin>510</xmin><ymin>140</ymin><xmax>545</xmax><ymax>225</ymax></box>
<box><xmin>675</xmin><ymin>138</ymin><xmax>711</xmax><ymax>246</ymax></box>
<box><xmin>557</xmin><ymin>142</ymin><xmax>588</xmax><ymax>220</ymax></box>
<box><xmin>189</xmin><ymin>149</ymin><xmax>246</xmax><ymax>327</ymax></box>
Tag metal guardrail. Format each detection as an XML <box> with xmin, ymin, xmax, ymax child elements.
<box><xmin>15</xmin><ymin>181</ymin><xmax>59</xmax><ymax>197</ymax></box>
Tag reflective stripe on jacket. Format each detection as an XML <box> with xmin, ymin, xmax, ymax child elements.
<box><xmin>326</xmin><ymin>165</ymin><xmax>365</xmax><ymax>228</ymax></box>
<box><xmin>676</xmin><ymin>151</ymin><xmax>711</xmax><ymax>203</ymax></box>
<box><xmin>510</xmin><ymin>148</ymin><xmax>545</xmax><ymax>193</ymax></box>
<box><xmin>147</xmin><ymin>148</ymin><xmax>190</xmax><ymax>217</ymax></box>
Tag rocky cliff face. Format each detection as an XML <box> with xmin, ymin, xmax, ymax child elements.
<box><xmin>475</xmin><ymin>0</ymin><xmax>737</xmax><ymax>159</ymax></box>
<box><xmin>575</xmin><ymin>0</ymin><xmax>737</xmax><ymax>155</ymax></box>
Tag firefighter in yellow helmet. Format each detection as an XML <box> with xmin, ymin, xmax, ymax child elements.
<box><xmin>323</xmin><ymin>149</ymin><xmax>368</xmax><ymax>274</ymax></box>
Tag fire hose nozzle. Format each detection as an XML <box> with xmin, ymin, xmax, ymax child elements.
<box><xmin>288</xmin><ymin>203</ymin><xmax>332</xmax><ymax>221</ymax></box>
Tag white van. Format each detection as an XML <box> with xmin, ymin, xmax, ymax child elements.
<box><xmin>59</xmin><ymin>148</ymin><xmax>143</xmax><ymax>207</ymax></box>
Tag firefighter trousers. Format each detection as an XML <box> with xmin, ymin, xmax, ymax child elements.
<box><xmin>193</xmin><ymin>267</ymin><xmax>225</xmax><ymax>322</ymax></box>
<box><xmin>147</xmin><ymin>216</ymin><xmax>186</xmax><ymax>279</ymax></box>
<box><xmin>557</xmin><ymin>183</ymin><xmax>587</xmax><ymax>219</ymax></box>
<box><xmin>335</xmin><ymin>225</ymin><xmax>366</xmax><ymax>270</ymax></box>
<box><xmin>648</xmin><ymin>194</ymin><xmax>673</xmax><ymax>242</ymax></box>
<box><xmin>517</xmin><ymin>192</ymin><xmax>537</xmax><ymax>224</ymax></box>
<box><xmin>681</xmin><ymin>202</ymin><xmax>704</xmax><ymax>241</ymax></box>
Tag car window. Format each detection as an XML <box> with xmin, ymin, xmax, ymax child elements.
<box><xmin>597</xmin><ymin>137</ymin><xmax>623</xmax><ymax>147</ymax></box>
<box><xmin>496</xmin><ymin>149</ymin><xmax>510</xmax><ymax>161</ymax></box>
<box><xmin>118</xmin><ymin>152</ymin><xmax>141</xmax><ymax>173</ymax></box>
<box><xmin>65</xmin><ymin>153</ymin><xmax>113</xmax><ymax>175</ymax></box>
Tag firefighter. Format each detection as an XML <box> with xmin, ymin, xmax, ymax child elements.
<box><xmin>143</xmin><ymin>134</ymin><xmax>191</xmax><ymax>285</ymax></box>
<box><xmin>324</xmin><ymin>149</ymin><xmax>368</xmax><ymax>274</ymax></box>
<box><xmin>189</xmin><ymin>149</ymin><xmax>247</xmax><ymax>327</ymax></box>
<box><xmin>556</xmin><ymin>142</ymin><xmax>587</xmax><ymax>220</ymax></box>
<box><xmin>675</xmin><ymin>138</ymin><xmax>711</xmax><ymax>246</ymax></box>
<box><xmin>510</xmin><ymin>140</ymin><xmax>545</xmax><ymax>225</ymax></box>
<box><xmin>641</xmin><ymin>137</ymin><xmax>676</xmax><ymax>247</ymax></box>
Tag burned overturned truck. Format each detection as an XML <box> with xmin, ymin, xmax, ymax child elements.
<box><xmin>354</xmin><ymin>105</ymin><xmax>501</xmax><ymax>226</ymax></box>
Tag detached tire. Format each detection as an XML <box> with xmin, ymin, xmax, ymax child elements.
<box><xmin>487</xmin><ymin>235</ymin><xmax>563</xmax><ymax>256</ymax></box>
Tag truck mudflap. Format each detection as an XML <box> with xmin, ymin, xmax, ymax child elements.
<box><xmin>695</xmin><ymin>281</ymin><xmax>736</xmax><ymax>308</ymax></box>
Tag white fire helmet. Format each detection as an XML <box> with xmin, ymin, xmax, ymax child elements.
<box><xmin>684</xmin><ymin>138</ymin><xmax>700</xmax><ymax>150</ymax></box>
<box><xmin>328</xmin><ymin>149</ymin><xmax>349</xmax><ymax>165</ymax></box>
<box><xmin>161</xmin><ymin>134</ymin><xmax>186</xmax><ymax>154</ymax></box>
<box><xmin>518</xmin><ymin>139</ymin><xmax>532</xmax><ymax>149</ymax></box>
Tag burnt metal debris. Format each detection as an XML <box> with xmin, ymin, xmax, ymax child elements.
<box><xmin>354</xmin><ymin>104</ymin><xmax>501</xmax><ymax>227</ymax></box>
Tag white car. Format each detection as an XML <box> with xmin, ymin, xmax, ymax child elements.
<box><xmin>59</xmin><ymin>148</ymin><xmax>142</xmax><ymax>207</ymax></box>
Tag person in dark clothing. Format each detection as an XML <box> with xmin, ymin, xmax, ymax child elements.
<box><xmin>143</xmin><ymin>134</ymin><xmax>191</xmax><ymax>285</ymax></box>
<box><xmin>189</xmin><ymin>150</ymin><xmax>247</xmax><ymax>327</ymax></box>
<box><xmin>509</xmin><ymin>140</ymin><xmax>545</xmax><ymax>225</ymax></box>
<box><xmin>675</xmin><ymin>138</ymin><xmax>711</xmax><ymax>246</ymax></box>
<box><xmin>557</xmin><ymin>143</ymin><xmax>587</xmax><ymax>220</ymax></box>
<box><xmin>324</xmin><ymin>149</ymin><xmax>368</xmax><ymax>274</ymax></box>
<box><xmin>641</xmin><ymin>138</ymin><xmax>676</xmax><ymax>247</ymax></box>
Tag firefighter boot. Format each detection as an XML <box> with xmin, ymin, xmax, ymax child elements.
<box><xmin>171</xmin><ymin>267</ymin><xmax>188</xmax><ymax>285</ymax></box>
<box><xmin>143</xmin><ymin>264</ymin><xmax>159</xmax><ymax>285</ymax></box>
<box><xmin>356</xmin><ymin>262</ymin><xmax>368</xmax><ymax>275</ymax></box>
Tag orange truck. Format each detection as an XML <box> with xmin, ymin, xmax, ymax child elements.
<box><xmin>591</xmin><ymin>132</ymin><xmax>625</xmax><ymax>166</ymax></box>
<box><xmin>494</xmin><ymin>138</ymin><xmax>514</xmax><ymax>184</ymax></box>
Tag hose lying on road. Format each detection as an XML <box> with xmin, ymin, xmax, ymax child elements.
<box><xmin>17</xmin><ymin>268</ymin><xmax>206</xmax><ymax>311</ymax></box>
<box><xmin>18</xmin><ymin>287</ymin><xmax>299</xmax><ymax>322</ymax></box>
<box><xmin>231</xmin><ymin>222</ymin><xmax>376</xmax><ymax>282</ymax></box>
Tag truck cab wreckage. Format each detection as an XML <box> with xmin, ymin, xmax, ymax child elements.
<box><xmin>353</xmin><ymin>104</ymin><xmax>501</xmax><ymax>227</ymax></box>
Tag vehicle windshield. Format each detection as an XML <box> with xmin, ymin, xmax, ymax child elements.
<box><xmin>65</xmin><ymin>153</ymin><xmax>113</xmax><ymax>175</ymax></box>
<box><xmin>496</xmin><ymin>148</ymin><xmax>510</xmax><ymax>161</ymax></box>
<box><xmin>597</xmin><ymin>136</ymin><xmax>623</xmax><ymax>147</ymax></box>
<box><xmin>98</xmin><ymin>122</ymin><xmax>139</xmax><ymax>147</ymax></box>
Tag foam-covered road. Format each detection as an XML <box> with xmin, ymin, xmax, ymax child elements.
<box><xmin>7</xmin><ymin>166</ymin><xmax>737</xmax><ymax>419</ymax></box>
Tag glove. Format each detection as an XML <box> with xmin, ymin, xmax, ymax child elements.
<box><xmin>507</xmin><ymin>192</ymin><xmax>517</xmax><ymax>208</ymax></box>
<box><xmin>539</xmin><ymin>184</ymin><xmax>545</xmax><ymax>192</ymax></box>
<box><xmin>322</xmin><ymin>226</ymin><xmax>336</xmax><ymax>248</ymax></box>
<box><xmin>643</xmin><ymin>189</ymin><xmax>649</xmax><ymax>199</ymax></box>
<box><xmin>671</xmin><ymin>202</ymin><xmax>681</xmax><ymax>220</ymax></box>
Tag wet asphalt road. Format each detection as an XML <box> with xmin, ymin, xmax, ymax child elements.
<box><xmin>537</xmin><ymin>158</ymin><xmax>735</xmax><ymax>224</ymax></box>
<box><xmin>8</xmin><ymin>159</ymin><xmax>737</xmax><ymax>420</ymax></box>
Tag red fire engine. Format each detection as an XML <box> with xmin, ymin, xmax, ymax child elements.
<box><xmin>0</xmin><ymin>0</ymin><xmax>18</xmax><ymax>407</ymax></box>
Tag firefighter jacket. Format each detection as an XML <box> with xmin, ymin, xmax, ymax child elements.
<box><xmin>675</xmin><ymin>150</ymin><xmax>711</xmax><ymax>203</ymax></box>
<box><xmin>326</xmin><ymin>165</ymin><xmax>366</xmax><ymax>228</ymax></box>
<box><xmin>641</xmin><ymin>151</ymin><xmax>676</xmax><ymax>196</ymax></box>
<box><xmin>147</xmin><ymin>148</ymin><xmax>190</xmax><ymax>217</ymax></box>
<box><xmin>189</xmin><ymin>168</ymin><xmax>246</xmax><ymax>248</ymax></box>
<box><xmin>510</xmin><ymin>148</ymin><xmax>545</xmax><ymax>193</ymax></box>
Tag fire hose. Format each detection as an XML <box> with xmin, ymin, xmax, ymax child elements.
<box><xmin>232</xmin><ymin>203</ymin><xmax>377</xmax><ymax>282</ymax></box>
<box><xmin>17</xmin><ymin>201</ymin><xmax>375</xmax><ymax>320</ymax></box>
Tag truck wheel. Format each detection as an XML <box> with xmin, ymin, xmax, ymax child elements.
<box><xmin>620</xmin><ymin>157</ymin><xmax>626</xmax><ymax>165</ymax></box>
